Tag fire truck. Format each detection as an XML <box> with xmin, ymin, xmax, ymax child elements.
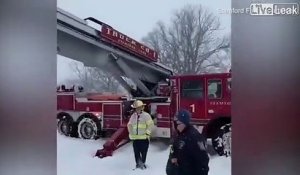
<box><xmin>56</xmin><ymin>8</ymin><xmax>232</xmax><ymax>158</ymax></box>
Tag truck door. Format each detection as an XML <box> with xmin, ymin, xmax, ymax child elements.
<box><xmin>179</xmin><ymin>77</ymin><xmax>206</xmax><ymax>120</ymax></box>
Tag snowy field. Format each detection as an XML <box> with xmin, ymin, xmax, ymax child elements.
<box><xmin>57</xmin><ymin>133</ymin><xmax>231</xmax><ymax>175</ymax></box>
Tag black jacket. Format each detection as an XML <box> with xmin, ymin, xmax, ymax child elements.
<box><xmin>166</xmin><ymin>126</ymin><xmax>209</xmax><ymax>175</ymax></box>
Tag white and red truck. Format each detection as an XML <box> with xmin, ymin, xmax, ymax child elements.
<box><xmin>56</xmin><ymin>8</ymin><xmax>232</xmax><ymax>158</ymax></box>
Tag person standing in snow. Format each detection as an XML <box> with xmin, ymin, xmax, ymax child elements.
<box><xmin>166</xmin><ymin>109</ymin><xmax>209</xmax><ymax>175</ymax></box>
<box><xmin>127</xmin><ymin>100</ymin><xmax>154</xmax><ymax>169</ymax></box>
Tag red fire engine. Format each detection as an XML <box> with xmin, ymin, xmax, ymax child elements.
<box><xmin>57</xmin><ymin>8</ymin><xmax>232</xmax><ymax>158</ymax></box>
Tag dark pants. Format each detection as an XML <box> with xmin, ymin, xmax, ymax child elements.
<box><xmin>132</xmin><ymin>139</ymin><xmax>149</xmax><ymax>165</ymax></box>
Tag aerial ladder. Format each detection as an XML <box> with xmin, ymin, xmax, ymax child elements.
<box><xmin>57</xmin><ymin>8</ymin><xmax>172</xmax><ymax>97</ymax></box>
<box><xmin>57</xmin><ymin>8</ymin><xmax>173</xmax><ymax>158</ymax></box>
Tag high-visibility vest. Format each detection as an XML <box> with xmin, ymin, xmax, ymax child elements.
<box><xmin>127</xmin><ymin>111</ymin><xmax>154</xmax><ymax>140</ymax></box>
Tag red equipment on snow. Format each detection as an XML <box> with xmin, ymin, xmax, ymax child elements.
<box><xmin>95</xmin><ymin>124</ymin><xmax>129</xmax><ymax>158</ymax></box>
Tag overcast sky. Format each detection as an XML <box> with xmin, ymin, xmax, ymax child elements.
<box><xmin>57</xmin><ymin>0</ymin><xmax>231</xmax><ymax>84</ymax></box>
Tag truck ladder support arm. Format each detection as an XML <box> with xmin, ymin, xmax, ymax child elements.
<box><xmin>110</xmin><ymin>53</ymin><xmax>153</xmax><ymax>96</ymax></box>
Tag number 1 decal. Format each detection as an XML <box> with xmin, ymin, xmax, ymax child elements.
<box><xmin>190</xmin><ymin>104</ymin><xmax>195</xmax><ymax>113</ymax></box>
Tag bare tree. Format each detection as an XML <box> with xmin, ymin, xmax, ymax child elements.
<box><xmin>69</xmin><ymin>62</ymin><xmax>94</xmax><ymax>91</ymax></box>
<box><xmin>142</xmin><ymin>4</ymin><xmax>230</xmax><ymax>75</ymax></box>
<box><xmin>89</xmin><ymin>67</ymin><xmax>122</xmax><ymax>93</ymax></box>
<box><xmin>69</xmin><ymin>62</ymin><xmax>122</xmax><ymax>93</ymax></box>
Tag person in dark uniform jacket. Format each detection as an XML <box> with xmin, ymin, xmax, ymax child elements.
<box><xmin>166</xmin><ymin>109</ymin><xmax>209</xmax><ymax>175</ymax></box>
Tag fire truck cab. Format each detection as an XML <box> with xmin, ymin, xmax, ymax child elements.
<box><xmin>148</xmin><ymin>73</ymin><xmax>232</xmax><ymax>156</ymax></box>
<box><xmin>170</xmin><ymin>73</ymin><xmax>231</xmax><ymax>156</ymax></box>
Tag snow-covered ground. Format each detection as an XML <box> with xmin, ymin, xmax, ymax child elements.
<box><xmin>57</xmin><ymin>133</ymin><xmax>231</xmax><ymax>175</ymax></box>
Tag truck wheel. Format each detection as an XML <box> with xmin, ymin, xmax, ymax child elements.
<box><xmin>212</xmin><ymin>123</ymin><xmax>231</xmax><ymax>157</ymax></box>
<box><xmin>77</xmin><ymin>117</ymin><xmax>100</xmax><ymax>139</ymax></box>
<box><xmin>57</xmin><ymin>117</ymin><xmax>73</xmax><ymax>136</ymax></box>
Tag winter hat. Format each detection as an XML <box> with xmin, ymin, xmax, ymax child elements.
<box><xmin>176</xmin><ymin>109</ymin><xmax>191</xmax><ymax>125</ymax></box>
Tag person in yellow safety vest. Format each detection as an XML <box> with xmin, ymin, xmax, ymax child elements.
<box><xmin>127</xmin><ymin>100</ymin><xmax>154</xmax><ymax>170</ymax></box>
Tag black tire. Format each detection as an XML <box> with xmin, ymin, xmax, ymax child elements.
<box><xmin>212</xmin><ymin>123</ymin><xmax>231</xmax><ymax>157</ymax></box>
<box><xmin>57</xmin><ymin>117</ymin><xmax>73</xmax><ymax>137</ymax></box>
<box><xmin>77</xmin><ymin>116</ymin><xmax>101</xmax><ymax>139</ymax></box>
